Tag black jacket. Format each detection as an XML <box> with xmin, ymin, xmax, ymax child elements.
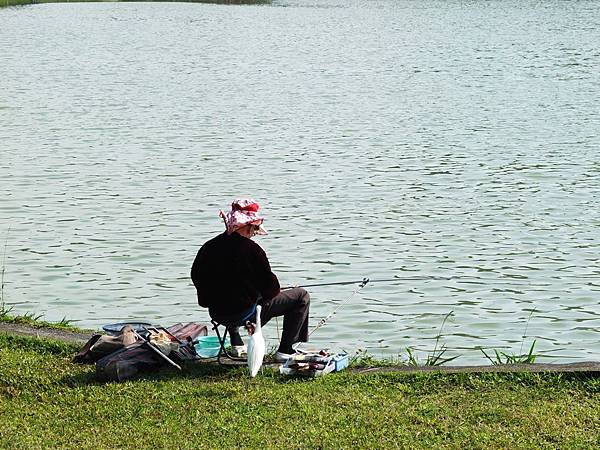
<box><xmin>191</xmin><ymin>232</ymin><xmax>280</xmax><ymax>318</ymax></box>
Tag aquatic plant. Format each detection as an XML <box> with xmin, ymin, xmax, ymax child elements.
<box><xmin>405</xmin><ymin>311</ymin><xmax>459</xmax><ymax>367</ymax></box>
<box><xmin>480</xmin><ymin>340</ymin><xmax>538</xmax><ymax>365</ymax></box>
<box><xmin>350</xmin><ymin>312</ymin><xmax>459</xmax><ymax>367</ymax></box>
<box><xmin>0</xmin><ymin>227</ymin><xmax>9</xmax><ymax>315</ymax></box>
<box><xmin>404</xmin><ymin>345</ymin><xmax>459</xmax><ymax>367</ymax></box>
<box><xmin>479</xmin><ymin>309</ymin><xmax>538</xmax><ymax>365</ymax></box>
<box><xmin>426</xmin><ymin>310</ymin><xmax>459</xmax><ymax>365</ymax></box>
<box><xmin>56</xmin><ymin>316</ymin><xmax>74</xmax><ymax>327</ymax></box>
<box><xmin>404</xmin><ymin>347</ymin><xmax>419</xmax><ymax>366</ymax></box>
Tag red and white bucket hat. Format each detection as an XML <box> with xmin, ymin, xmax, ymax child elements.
<box><xmin>219</xmin><ymin>199</ymin><xmax>267</xmax><ymax>235</ymax></box>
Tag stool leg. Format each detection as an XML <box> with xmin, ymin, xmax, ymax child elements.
<box><xmin>212</xmin><ymin>321</ymin><xmax>247</xmax><ymax>364</ymax></box>
<box><xmin>213</xmin><ymin>322</ymin><xmax>229</xmax><ymax>365</ymax></box>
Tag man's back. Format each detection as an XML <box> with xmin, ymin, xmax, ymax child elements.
<box><xmin>191</xmin><ymin>232</ymin><xmax>279</xmax><ymax>318</ymax></box>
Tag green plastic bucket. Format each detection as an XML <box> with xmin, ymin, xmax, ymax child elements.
<box><xmin>194</xmin><ymin>336</ymin><xmax>228</xmax><ymax>358</ymax></box>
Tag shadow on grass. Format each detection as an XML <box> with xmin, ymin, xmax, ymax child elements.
<box><xmin>60</xmin><ymin>357</ymin><xmax>337</xmax><ymax>389</ymax></box>
<box><xmin>60</xmin><ymin>355</ymin><xmax>600</xmax><ymax>395</ymax></box>
<box><xmin>60</xmin><ymin>359</ymin><xmax>247</xmax><ymax>387</ymax></box>
<box><xmin>15</xmin><ymin>321</ymin><xmax>586</xmax><ymax>393</ymax></box>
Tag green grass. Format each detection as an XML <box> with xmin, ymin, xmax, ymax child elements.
<box><xmin>1</xmin><ymin>333</ymin><xmax>599</xmax><ymax>449</ymax></box>
<box><xmin>1</xmin><ymin>0</ymin><xmax>32</xmax><ymax>6</ymax></box>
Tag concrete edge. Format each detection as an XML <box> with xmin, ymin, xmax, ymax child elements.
<box><xmin>0</xmin><ymin>322</ymin><xmax>93</xmax><ymax>344</ymax></box>
<box><xmin>353</xmin><ymin>362</ymin><xmax>600</xmax><ymax>374</ymax></box>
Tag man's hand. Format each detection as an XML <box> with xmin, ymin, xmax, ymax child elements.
<box><xmin>245</xmin><ymin>321</ymin><xmax>256</xmax><ymax>336</ymax></box>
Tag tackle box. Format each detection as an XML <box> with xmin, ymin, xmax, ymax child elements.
<box><xmin>279</xmin><ymin>352</ymin><xmax>348</xmax><ymax>377</ymax></box>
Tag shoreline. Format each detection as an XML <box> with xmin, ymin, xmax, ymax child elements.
<box><xmin>2</xmin><ymin>319</ymin><xmax>599</xmax><ymax>374</ymax></box>
<box><xmin>0</xmin><ymin>321</ymin><xmax>92</xmax><ymax>344</ymax></box>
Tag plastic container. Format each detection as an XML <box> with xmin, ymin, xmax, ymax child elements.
<box><xmin>194</xmin><ymin>336</ymin><xmax>228</xmax><ymax>358</ymax></box>
<box><xmin>333</xmin><ymin>353</ymin><xmax>349</xmax><ymax>372</ymax></box>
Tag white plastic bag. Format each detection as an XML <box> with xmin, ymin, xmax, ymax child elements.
<box><xmin>247</xmin><ymin>305</ymin><xmax>265</xmax><ymax>377</ymax></box>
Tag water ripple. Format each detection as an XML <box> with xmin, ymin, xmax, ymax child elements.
<box><xmin>1</xmin><ymin>1</ymin><xmax>600</xmax><ymax>363</ymax></box>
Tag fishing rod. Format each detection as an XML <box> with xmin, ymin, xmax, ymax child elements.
<box><xmin>308</xmin><ymin>277</ymin><xmax>370</xmax><ymax>337</ymax></box>
<box><xmin>290</xmin><ymin>274</ymin><xmax>457</xmax><ymax>337</ymax></box>
<box><xmin>282</xmin><ymin>275</ymin><xmax>448</xmax><ymax>290</ymax></box>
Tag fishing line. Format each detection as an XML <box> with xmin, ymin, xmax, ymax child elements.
<box><xmin>281</xmin><ymin>275</ymin><xmax>455</xmax><ymax>290</ymax></box>
<box><xmin>308</xmin><ymin>277</ymin><xmax>370</xmax><ymax>337</ymax></box>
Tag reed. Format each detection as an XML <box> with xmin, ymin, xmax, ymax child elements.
<box><xmin>480</xmin><ymin>340</ymin><xmax>538</xmax><ymax>365</ymax></box>
<box><xmin>404</xmin><ymin>310</ymin><xmax>459</xmax><ymax>366</ymax></box>
<box><xmin>350</xmin><ymin>311</ymin><xmax>459</xmax><ymax>367</ymax></box>
<box><xmin>0</xmin><ymin>227</ymin><xmax>9</xmax><ymax>316</ymax></box>
<box><xmin>479</xmin><ymin>309</ymin><xmax>539</xmax><ymax>365</ymax></box>
<box><xmin>426</xmin><ymin>310</ymin><xmax>458</xmax><ymax>365</ymax></box>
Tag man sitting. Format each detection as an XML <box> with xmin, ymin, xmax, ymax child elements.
<box><xmin>191</xmin><ymin>199</ymin><xmax>310</xmax><ymax>362</ymax></box>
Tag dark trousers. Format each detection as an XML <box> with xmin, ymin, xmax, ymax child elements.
<box><xmin>228</xmin><ymin>287</ymin><xmax>310</xmax><ymax>354</ymax></box>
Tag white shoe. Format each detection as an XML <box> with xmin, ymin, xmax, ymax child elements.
<box><xmin>231</xmin><ymin>345</ymin><xmax>247</xmax><ymax>357</ymax></box>
<box><xmin>274</xmin><ymin>351</ymin><xmax>293</xmax><ymax>362</ymax></box>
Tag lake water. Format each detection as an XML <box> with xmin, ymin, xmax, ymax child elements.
<box><xmin>1</xmin><ymin>0</ymin><xmax>599</xmax><ymax>364</ymax></box>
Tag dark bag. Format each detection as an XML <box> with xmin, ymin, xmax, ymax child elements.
<box><xmin>95</xmin><ymin>343</ymin><xmax>163</xmax><ymax>382</ymax></box>
<box><xmin>94</xmin><ymin>322</ymin><xmax>208</xmax><ymax>381</ymax></box>
<box><xmin>73</xmin><ymin>334</ymin><xmax>104</xmax><ymax>364</ymax></box>
<box><xmin>73</xmin><ymin>325</ymin><xmax>138</xmax><ymax>364</ymax></box>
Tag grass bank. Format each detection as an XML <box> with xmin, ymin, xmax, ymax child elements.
<box><xmin>1</xmin><ymin>0</ymin><xmax>270</xmax><ymax>7</ymax></box>
<box><xmin>0</xmin><ymin>308</ymin><xmax>81</xmax><ymax>333</ymax></box>
<box><xmin>1</xmin><ymin>333</ymin><xmax>599</xmax><ymax>448</ymax></box>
